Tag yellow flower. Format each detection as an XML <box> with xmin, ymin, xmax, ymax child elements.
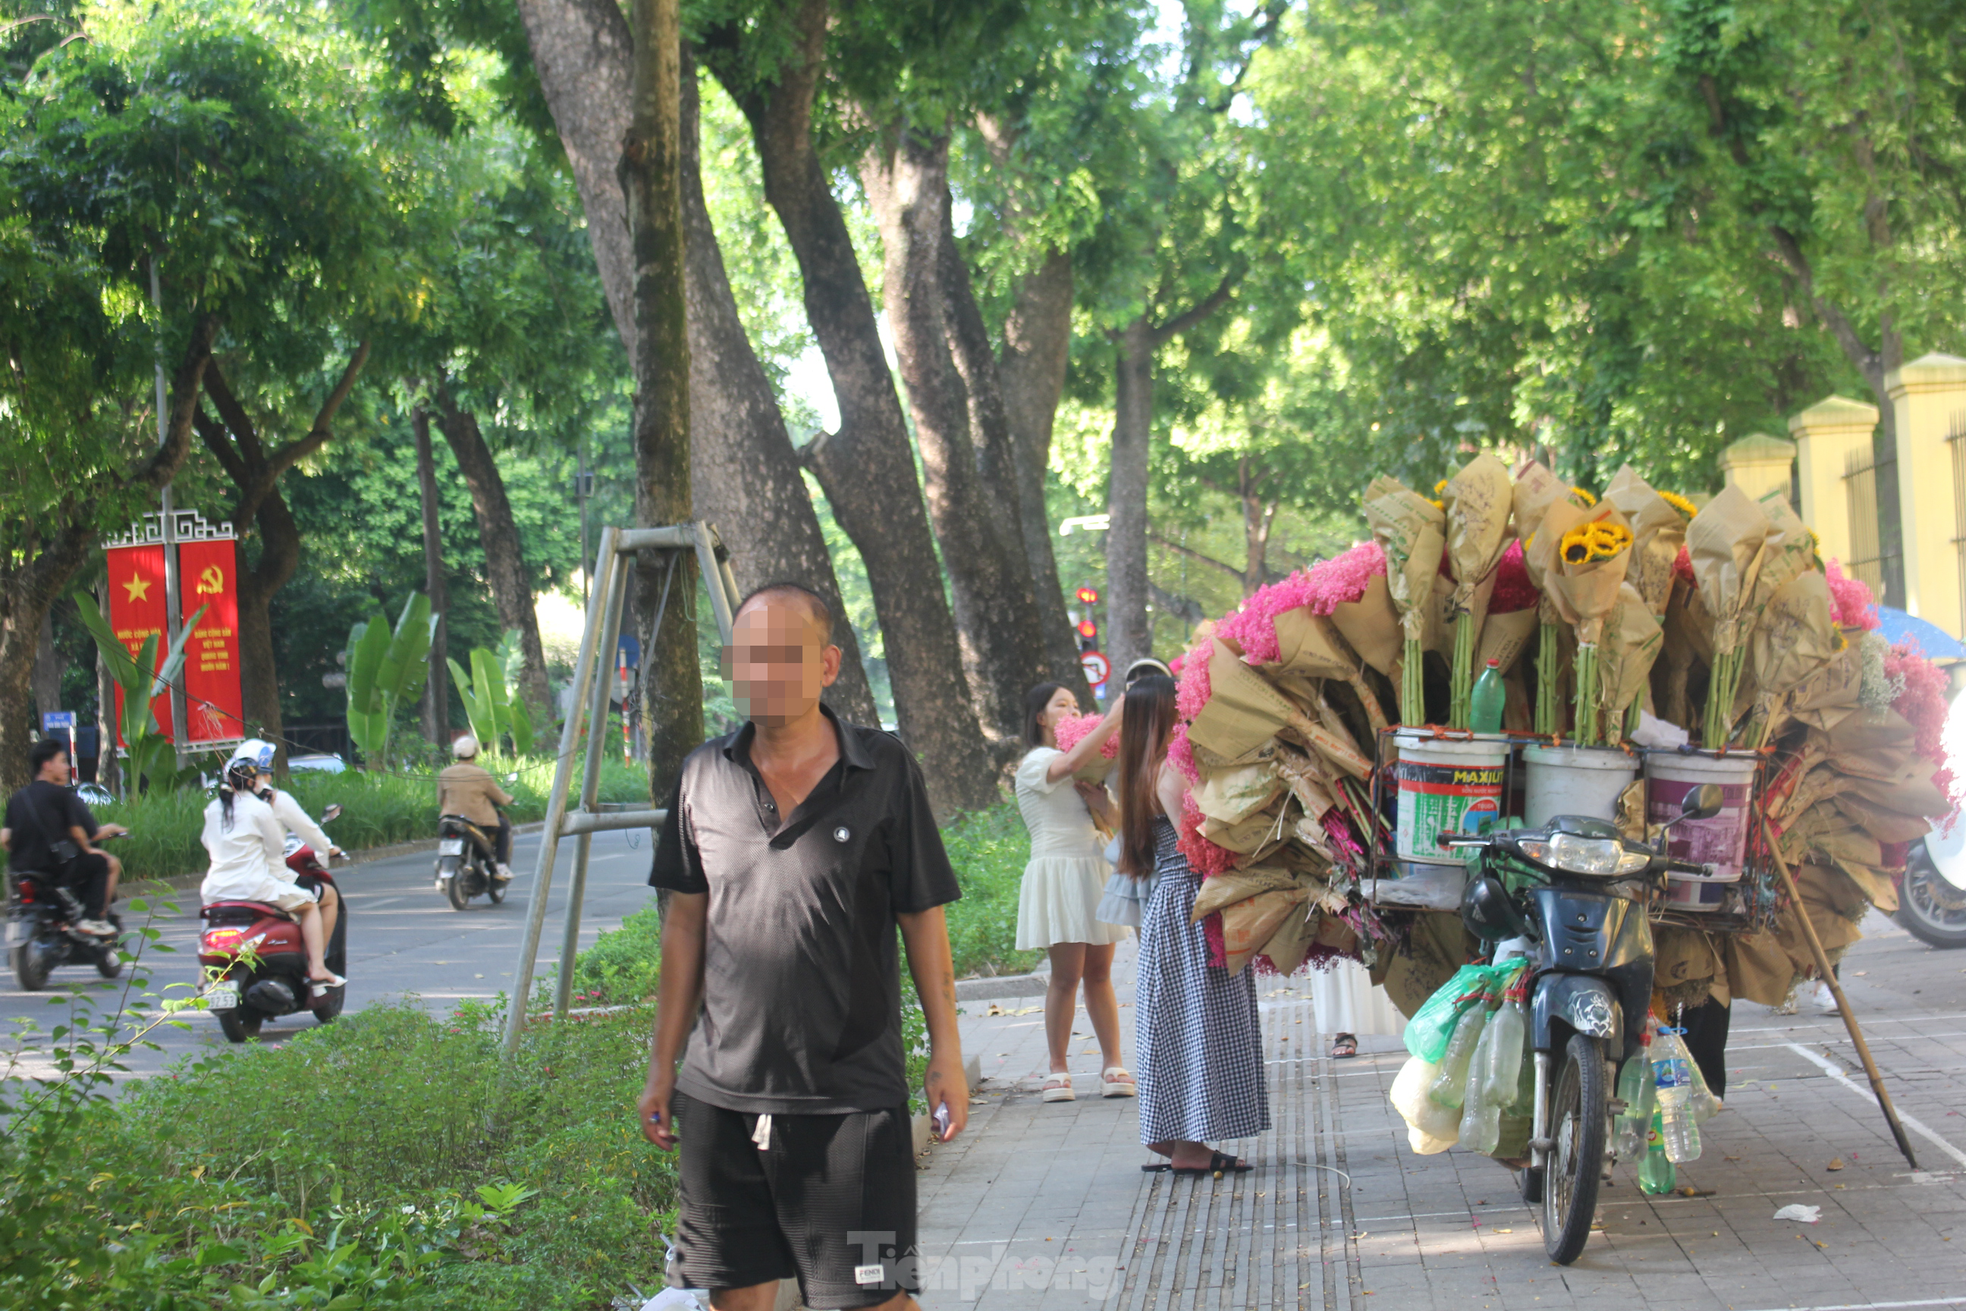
<box><xmin>1434</xmin><ymin>478</ymin><xmax>1449</xmax><ymax>496</ymax></box>
<box><xmin>1559</xmin><ymin>525</ymin><xmax>1595</xmax><ymax>565</ymax></box>
<box><xmin>1831</xmin><ymin>627</ymin><xmax>1849</xmax><ymax>653</ymax></box>
<box><xmin>1429</xmin><ymin>498</ymin><xmax>1445</xmax><ymax>511</ymax></box>
<box><xmin>1658</xmin><ymin>490</ymin><xmax>1698</xmax><ymax>519</ymax></box>
<box><xmin>1570</xmin><ymin>486</ymin><xmax>1598</xmax><ymax>508</ymax></box>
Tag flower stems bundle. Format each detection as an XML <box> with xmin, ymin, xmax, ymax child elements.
<box><xmin>1450</xmin><ymin>612</ymin><xmax>1476</xmax><ymax>728</ymax></box>
<box><xmin>1574</xmin><ymin>642</ymin><xmax>1601</xmax><ymax>745</ymax></box>
<box><xmin>1363</xmin><ymin>476</ymin><xmax>1447</xmax><ymax>726</ymax></box>
<box><xmin>1535</xmin><ymin>618</ymin><xmax>1562</xmax><ymax>736</ymax></box>
<box><xmin>1401</xmin><ymin>637</ymin><xmax>1425</xmax><ymax>726</ymax></box>
<box><xmin>1703</xmin><ymin>646</ymin><xmax>1743</xmax><ymax>747</ymax></box>
<box><xmin>1440</xmin><ymin>455</ymin><xmax>1514</xmax><ymax>729</ymax></box>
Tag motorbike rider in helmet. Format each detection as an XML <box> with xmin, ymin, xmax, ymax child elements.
<box><xmin>228</xmin><ymin>739</ymin><xmax>345</xmax><ymax>944</ymax></box>
<box><xmin>437</xmin><ymin>735</ymin><xmax>513</xmax><ymax>882</ymax></box>
<box><xmin>199</xmin><ymin>746</ymin><xmax>343</xmax><ymax>991</ymax></box>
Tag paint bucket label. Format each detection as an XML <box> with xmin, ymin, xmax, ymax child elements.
<box><xmin>1396</xmin><ymin>758</ymin><xmax>1505</xmax><ymax>862</ymax></box>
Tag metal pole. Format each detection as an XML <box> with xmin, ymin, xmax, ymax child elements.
<box><xmin>553</xmin><ymin>553</ymin><xmax>629</xmax><ymax>1018</ymax></box>
<box><xmin>150</xmin><ymin>260</ymin><xmax>187</xmax><ymax>759</ymax></box>
<box><xmin>502</xmin><ymin>527</ymin><xmax>620</xmax><ymax>1053</ymax></box>
<box><xmin>1761</xmin><ymin>817</ymin><xmax>1920</xmax><ymax>1169</ymax></box>
<box><xmin>578</xmin><ymin>433</ymin><xmax>590</xmax><ymax>609</ymax></box>
<box><xmin>692</xmin><ymin>522</ymin><xmax>737</xmax><ymax>645</ymax></box>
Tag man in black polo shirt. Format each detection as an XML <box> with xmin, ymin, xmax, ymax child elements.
<box><xmin>639</xmin><ymin>582</ymin><xmax>968</xmax><ymax>1311</ymax></box>
<box><xmin>1</xmin><ymin>737</ymin><xmax>126</xmax><ymax>936</ymax></box>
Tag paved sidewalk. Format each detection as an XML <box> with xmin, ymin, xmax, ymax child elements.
<box><xmin>917</xmin><ymin>915</ymin><xmax>1966</xmax><ymax>1310</ymax></box>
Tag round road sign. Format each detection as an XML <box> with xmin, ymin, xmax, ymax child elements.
<box><xmin>1080</xmin><ymin>650</ymin><xmax>1111</xmax><ymax>687</ymax></box>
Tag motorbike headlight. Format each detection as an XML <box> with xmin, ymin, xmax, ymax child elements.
<box><xmin>1517</xmin><ymin>833</ymin><xmax>1651</xmax><ymax>877</ymax></box>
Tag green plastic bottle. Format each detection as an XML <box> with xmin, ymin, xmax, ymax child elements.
<box><xmin>1470</xmin><ymin>658</ymin><xmax>1506</xmax><ymax>733</ymax></box>
<box><xmin>1637</xmin><ymin>1108</ymin><xmax>1677</xmax><ymax>1195</ymax></box>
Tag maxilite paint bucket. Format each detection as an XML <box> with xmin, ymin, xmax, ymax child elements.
<box><xmin>1393</xmin><ymin>733</ymin><xmax>1509</xmax><ymax>865</ymax></box>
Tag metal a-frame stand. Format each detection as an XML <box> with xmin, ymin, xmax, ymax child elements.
<box><xmin>500</xmin><ymin>522</ymin><xmax>741</xmax><ymax>1053</ymax></box>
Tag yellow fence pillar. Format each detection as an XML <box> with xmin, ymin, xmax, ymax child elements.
<box><xmin>1717</xmin><ymin>433</ymin><xmax>1796</xmax><ymax>505</ymax></box>
<box><xmin>1788</xmin><ymin>395</ymin><xmax>1879</xmax><ymax>571</ymax></box>
<box><xmin>1887</xmin><ymin>352</ymin><xmax>1966</xmax><ymax>638</ymax></box>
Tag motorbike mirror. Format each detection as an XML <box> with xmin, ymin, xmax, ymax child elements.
<box><xmin>1676</xmin><ymin>784</ymin><xmax>1725</xmax><ymax>824</ymax></box>
<box><xmin>321</xmin><ymin>803</ymin><xmax>342</xmax><ymax>823</ymax></box>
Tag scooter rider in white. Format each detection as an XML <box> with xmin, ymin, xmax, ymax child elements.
<box><xmin>199</xmin><ymin>744</ymin><xmax>344</xmax><ymax>992</ymax></box>
<box><xmin>230</xmin><ymin>739</ymin><xmax>345</xmax><ymax>945</ymax></box>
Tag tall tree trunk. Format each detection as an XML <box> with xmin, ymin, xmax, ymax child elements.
<box><xmin>196</xmin><ymin>348</ymin><xmax>368</xmax><ymax>773</ymax></box>
<box><xmin>510</xmin><ymin>0</ymin><xmax>881</xmax><ymax>725</ymax></box>
<box><xmin>992</xmin><ymin>247</ymin><xmax>1086</xmax><ymax>697</ymax></box>
<box><xmin>413</xmin><ymin>404</ymin><xmax>450</xmax><ymax>749</ymax></box>
<box><xmin>622</xmin><ymin>0</ymin><xmax>703</xmax><ymax>793</ymax></box>
<box><xmin>936</xmin><ymin>207</ymin><xmax>1088</xmax><ymax>704</ymax></box>
<box><xmin>710</xmin><ymin>0</ymin><xmax>999</xmax><ymax>809</ymax></box>
<box><xmin>431</xmin><ymin>387</ymin><xmax>554</xmax><ymax>731</ymax></box>
<box><xmin>1239</xmin><ymin>457</ymin><xmax>1274</xmax><ymax>597</ymax></box>
<box><xmin>679</xmin><ymin>54</ymin><xmax>877</xmax><ymax>725</ymax></box>
<box><xmin>0</xmin><ymin>314</ymin><xmax>217</xmax><ymax>792</ymax></box>
<box><xmin>859</xmin><ymin>129</ymin><xmax>1050</xmax><ymax>737</ymax></box>
<box><xmin>31</xmin><ymin>610</ymin><xmax>61</xmax><ymax>723</ymax></box>
<box><xmin>1106</xmin><ymin>316</ymin><xmax>1155</xmax><ymax>674</ymax></box>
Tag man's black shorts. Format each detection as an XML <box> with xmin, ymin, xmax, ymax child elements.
<box><xmin>672</xmin><ymin>1090</ymin><xmax>918</xmax><ymax>1308</ymax></box>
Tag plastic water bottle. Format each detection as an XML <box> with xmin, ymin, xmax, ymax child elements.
<box><xmin>1687</xmin><ymin>1048</ymin><xmax>1721</xmax><ymax>1124</ymax></box>
<box><xmin>1650</xmin><ymin>1030</ymin><xmax>1702</xmax><ymax>1164</ymax></box>
<box><xmin>1470</xmin><ymin>658</ymin><xmax>1506</xmax><ymax>733</ymax></box>
<box><xmin>1428</xmin><ymin>1005</ymin><xmax>1489</xmax><ymax>1109</ymax></box>
<box><xmin>1479</xmin><ymin>999</ymin><xmax>1527</xmax><ymax>1107</ymax></box>
<box><xmin>1638</xmin><ymin>1108</ymin><xmax>1676</xmax><ymax>1194</ymax></box>
<box><xmin>1612</xmin><ymin>1051</ymin><xmax>1654</xmax><ymax>1160</ymax></box>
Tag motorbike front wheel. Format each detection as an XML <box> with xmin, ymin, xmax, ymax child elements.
<box><xmin>1541</xmin><ymin>1032</ymin><xmax>1608</xmax><ymax>1265</ymax></box>
<box><xmin>1898</xmin><ymin>867</ymin><xmax>1966</xmax><ymax>949</ymax></box>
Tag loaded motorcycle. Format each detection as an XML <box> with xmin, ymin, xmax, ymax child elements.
<box><xmin>434</xmin><ymin>813</ymin><xmax>505</xmax><ymax>911</ymax></box>
<box><xmin>6</xmin><ymin>833</ymin><xmax>128</xmax><ymax>990</ymax></box>
<box><xmin>198</xmin><ymin>805</ymin><xmax>346</xmax><ymax>1042</ymax></box>
<box><xmin>1441</xmin><ymin>783</ymin><xmax>1723</xmax><ymax>1264</ymax></box>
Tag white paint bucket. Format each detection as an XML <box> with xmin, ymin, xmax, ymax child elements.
<box><xmin>1394</xmin><ymin>733</ymin><xmax>1509</xmax><ymax>865</ymax></box>
<box><xmin>1645</xmin><ymin>750</ymin><xmax>1760</xmax><ymax>901</ymax></box>
<box><xmin>1523</xmin><ymin>745</ymin><xmax>1639</xmax><ymax>828</ymax></box>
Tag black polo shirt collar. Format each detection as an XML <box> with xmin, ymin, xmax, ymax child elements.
<box><xmin>720</xmin><ymin>703</ymin><xmax>873</xmax><ymax>842</ymax></box>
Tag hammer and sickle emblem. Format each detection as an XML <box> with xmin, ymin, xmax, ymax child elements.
<box><xmin>196</xmin><ymin>564</ymin><xmax>224</xmax><ymax>596</ymax></box>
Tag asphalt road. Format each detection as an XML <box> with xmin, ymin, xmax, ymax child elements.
<box><xmin>1</xmin><ymin>823</ymin><xmax>662</xmax><ymax>1082</ymax></box>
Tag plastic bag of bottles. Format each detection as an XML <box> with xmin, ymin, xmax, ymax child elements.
<box><xmin>1402</xmin><ymin>961</ymin><xmax>1519</xmax><ymax>1063</ymax></box>
<box><xmin>1612</xmin><ymin>1049</ymin><xmax>1655</xmax><ymax>1161</ymax></box>
<box><xmin>1428</xmin><ymin>1003</ymin><xmax>1490</xmax><ymax>1109</ymax></box>
<box><xmin>1649</xmin><ymin>1027</ymin><xmax>1703</xmax><ymax>1164</ymax></box>
<box><xmin>1391</xmin><ymin>1053</ymin><xmax>1461</xmax><ymax>1153</ymax></box>
<box><xmin>1478</xmin><ymin>998</ymin><xmax>1527</xmax><ymax>1108</ymax></box>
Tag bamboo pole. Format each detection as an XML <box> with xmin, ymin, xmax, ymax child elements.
<box><xmin>1760</xmin><ymin>816</ymin><xmax>1920</xmax><ymax>1169</ymax></box>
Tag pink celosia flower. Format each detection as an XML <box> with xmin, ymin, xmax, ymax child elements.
<box><xmin>1303</xmin><ymin>541</ymin><xmax>1386</xmax><ymax>617</ymax></box>
<box><xmin>1175</xmin><ymin>641</ymin><xmax>1213</xmax><ymax>721</ymax></box>
<box><xmin>1825</xmin><ymin>559</ymin><xmax>1881</xmax><ymax>632</ymax></box>
<box><xmin>1215</xmin><ymin>574</ymin><xmax>1317</xmax><ymax>665</ymax></box>
<box><xmin>1177</xmin><ymin>792</ymin><xmax>1235</xmax><ymax>877</ymax></box>
<box><xmin>1050</xmin><ymin>710</ymin><xmax>1118</xmax><ymax>760</ymax></box>
<box><xmin>1167</xmin><ymin>722</ymin><xmax>1199</xmax><ymax>782</ymax></box>
<box><xmin>1672</xmin><ymin>544</ymin><xmax>1694</xmax><ymax>586</ymax></box>
<box><xmin>1887</xmin><ymin>640</ymin><xmax>1952</xmax><ymax>798</ymax></box>
<box><xmin>1489</xmin><ymin>539</ymin><xmax>1539</xmax><ymax>613</ymax></box>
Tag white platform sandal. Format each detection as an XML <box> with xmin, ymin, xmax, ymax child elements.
<box><xmin>1041</xmin><ymin>1073</ymin><xmax>1075</xmax><ymax>1102</ymax></box>
<box><xmin>1101</xmin><ymin>1067</ymin><xmax>1137</xmax><ymax>1098</ymax></box>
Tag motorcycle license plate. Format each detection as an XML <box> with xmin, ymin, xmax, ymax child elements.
<box><xmin>207</xmin><ymin>981</ymin><xmax>241</xmax><ymax>1011</ymax></box>
<box><xmin>4</xmin><ymin>916</ymin><xmax>27</xmax><ymax>948</ymax></box>
<box><xmin>438</xmin><ymin>839</ymin><xmax>466</xmax><ymax>855</ymax></box>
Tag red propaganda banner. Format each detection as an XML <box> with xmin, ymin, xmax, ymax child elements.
<box><xmin>104</xmin><ymin>544</ymin><xmax>172</xmax><ymax>745</ymax></box>
<box><xmin>177</xmin><ymin>538</ymin><xmax>244</xmax><ymax>743</ymax></box>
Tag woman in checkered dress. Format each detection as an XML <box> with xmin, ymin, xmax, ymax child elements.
<box><xmin>1118</xmin><ymin>676</ymin><xmax>1269</xmax><ymax>1171</ymax></box>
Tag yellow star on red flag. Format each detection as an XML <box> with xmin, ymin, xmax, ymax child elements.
<box><xmin>122</xmin><ymin>573</ymin><xmax>152</xmax><ymax>603</ymax></box>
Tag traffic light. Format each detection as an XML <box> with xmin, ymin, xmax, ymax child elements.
<box><xmin>1077</xmin><ymin>619</ymin><xmax>1097</xmax><ymax>640</ymax></box>
<box><xmin>1075</xmin><ymin>586</ymin><xmax>1100</xmax><ymax>605</ymax></box>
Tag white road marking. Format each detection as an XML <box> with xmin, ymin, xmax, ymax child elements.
<box><xmin>1782</xmin><ymin>1041</ymin><xmax>1966</xmax><ymax>1170</ymax></box>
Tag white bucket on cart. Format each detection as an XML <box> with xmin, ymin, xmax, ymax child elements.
<box><xmin>1645</xmin><ymin>750</ymin><xmax>1759</xmax><ymax>905</ymax></box>
<box><xmin>1393</xmin><ymin>733</ymin><xmax>1508</xmax><ymax>865</ymax></box>
<box><xmin>1523</xmin><ymin>745</ymin><xmax>1639</xmax><ymax>828</ymax></box>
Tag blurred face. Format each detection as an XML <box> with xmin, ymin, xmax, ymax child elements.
<box><xmin>1039</xmin><ymin>687</ymin><xmax>1077</xmax><ymax>746</ymax></box>
<box><xmin>724</xmin><ymin>596</ymin><xmax>839</xmax><ymax>727</ymax></box>
<box><xmin>36</xmin><ymin>751</ymin><xmax>70</xmax><ymax>785</ymax></box>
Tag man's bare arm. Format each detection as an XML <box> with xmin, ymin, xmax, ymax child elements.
<box><xmin>637</xmin><ymin>891</ymin><xmax>707</xmax><ymax>1149</ymax></box>
<box><xmin>898</xmin><ymin>905</ymin><xmax>968</xmax><ymax>1142</ymax></box>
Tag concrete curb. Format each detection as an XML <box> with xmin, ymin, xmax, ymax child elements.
<box><xmin>132</xmin><ymin>821</ymin><xmax>548</xmax><ymax>895</ymax></box>
<box><xmin>954</xmin><ymin>970</ymin><xmax>1049</xmax><ymax>1002</ymax></box>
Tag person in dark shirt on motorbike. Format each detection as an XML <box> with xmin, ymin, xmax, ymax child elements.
<box><xmin>1</xmin><ymin>737</ymin><xmax>126</xmax><ymax>936</ymax></box>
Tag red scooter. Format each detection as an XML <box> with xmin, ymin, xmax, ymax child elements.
<box><xmin>198</xmin><ymin>804</ymin><xmax>346</xmax><ymax>1043</ymax></box>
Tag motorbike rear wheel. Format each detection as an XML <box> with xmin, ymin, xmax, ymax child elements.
<box><xmin>13</xmin><ymin>939</ymin><xmax>52</xmax><ymax>991</ymax></box>
<box><xmin>94</xmin><ymin>944</ymin><xmax>123</xmax><ymax>979</ymax></box>
<box><xmin>312</xmin><ymin>987</ymin><xmax>344</xmax><ymax>1024</ymax></box>
<box><xmin>1898</xmin><ymin>867</ymin><xmax>1966</xmax><ymax>949</ymax></box>
<box><xmin>1541</xmin><ymin>1032</ymin><xmax>1607</xmax><ymax>1265</ymax></box>
<box><xmin>217</xmin><ymin>1008</ymin><xmax>264</xmax><ymax>1043</ymax></box>
<box><xmin>486</xmin><ymin>874</ymin><xmax>506</xmax><ymax>905</ymax></box>
<box><xmin>445</xmin><ymin>865</ymin><xmax>474</xmax><ymax>911</ymax></box>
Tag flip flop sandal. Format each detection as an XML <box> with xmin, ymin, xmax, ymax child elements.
<box><xmin>1171</xmin><ymin>1151</ymin><xmax>1253</xmax><ymax>1178</ymax></box>
<box><xmin>1140</xmin><ymin>1162</ymin><xmax>1171</xmax><ymax>1173</ymax></box>
<box><xmin>1041</xmin><ymin>1073</ymin><xmax>1075</xmax><ymax>1103</ymax></box>
<box><xmin>1101</xmin><ymin>1066</ymin><xmax>1137</xmax><ymax>1098</ymax></box>
<box><xmin>1330</xmin><ymin>1035</ymin><xmax>1359</xmax><ymax>1059</ymax></box>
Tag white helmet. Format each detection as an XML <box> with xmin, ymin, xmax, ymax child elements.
<box><xmin>452</xmin><ymin>735</ymin><xmax>479</xmax><ymax>759</ymax></box>
<box><xmin>225</xmin><ymin>739</ymin><xmax>277</xmax><ymax>776</ymax></box>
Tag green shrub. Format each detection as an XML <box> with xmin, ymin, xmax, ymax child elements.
<box><xmin>941</xmin><ymin>800</ymin><xmax>1042</xmax><ymax>979</ymax></box>
<box><xmin>96</xmin><ymin>755</ymin><xmax>652</xmax><ymax>883</ymax></box>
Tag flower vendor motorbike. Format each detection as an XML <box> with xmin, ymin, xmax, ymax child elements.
<box><xmin>198</xmin><ymin>805</ymin><xmax>345</xmax><ymax>1042</ymax></box>
<box><xmin>434</xmin><ymin>813</ymin><xmax>504</xmax><ymax>911</ymax></box>
<box><xmin>1898</xmin><ymin>819</ymin><xmax>1966</xmax><ymax>949</ymax></box>
<box><xmin>1441</xmin><ymin>783</ymin><xmax>1723</xmax><ymax>1264</ymax></box>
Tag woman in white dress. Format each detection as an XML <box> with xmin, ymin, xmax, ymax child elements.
<box><xmin>1310</xmin><ymin>957</ymin><xmax>1405</xmax><ymax>1057</ymax></box>
<box><xmin>1014</xmin><ymin>684</ymin><xmax>1132</xmax><ymax>1102</ymax></box>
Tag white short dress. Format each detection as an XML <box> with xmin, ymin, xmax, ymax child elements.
<box><xmin>1310</xmin><ymin>958</ymin><xmax>1408</xmax><ymax>1037</ymax></box>
<box><xmin>1013</xmin><ymin>748</ymin><xmax>1126</xmax><ymax>949</ymax></box>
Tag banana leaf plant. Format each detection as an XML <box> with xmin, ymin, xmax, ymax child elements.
<box><xmin>74</xmin><ymin>593</ymin><xmax>208</xmax><ymax>794</ymax></box>
<box><xmin>345</xmin><ymin>593</ymin><xmax>434</xmax><ymax>768</ymax></box>
<box><xmin>448</xmin><ymin>638</ymin><xmax>533</xmax><ymax>756</ymax></box>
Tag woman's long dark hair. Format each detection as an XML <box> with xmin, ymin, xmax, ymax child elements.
<box><xmin>1116</xmin><ymin>674</ymin><xmax>1177</xmax><ymax>877</ymax></box>
<box><xmin>1023</xmin><ymin>682</ymin><xmax>1068</xmax><ymax>747</ymax></box>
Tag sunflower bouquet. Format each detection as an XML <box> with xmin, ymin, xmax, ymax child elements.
<box><xmin>1529</xmin><ymin>499</ymin><xmax>1636</xmax><ymax>745</ymax></box>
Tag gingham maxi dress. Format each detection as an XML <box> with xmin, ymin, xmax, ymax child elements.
<box><xmin>1134</xmin><ymin>815</ymin><xmax>1271</xmax><ymax>1146</ymax></box>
